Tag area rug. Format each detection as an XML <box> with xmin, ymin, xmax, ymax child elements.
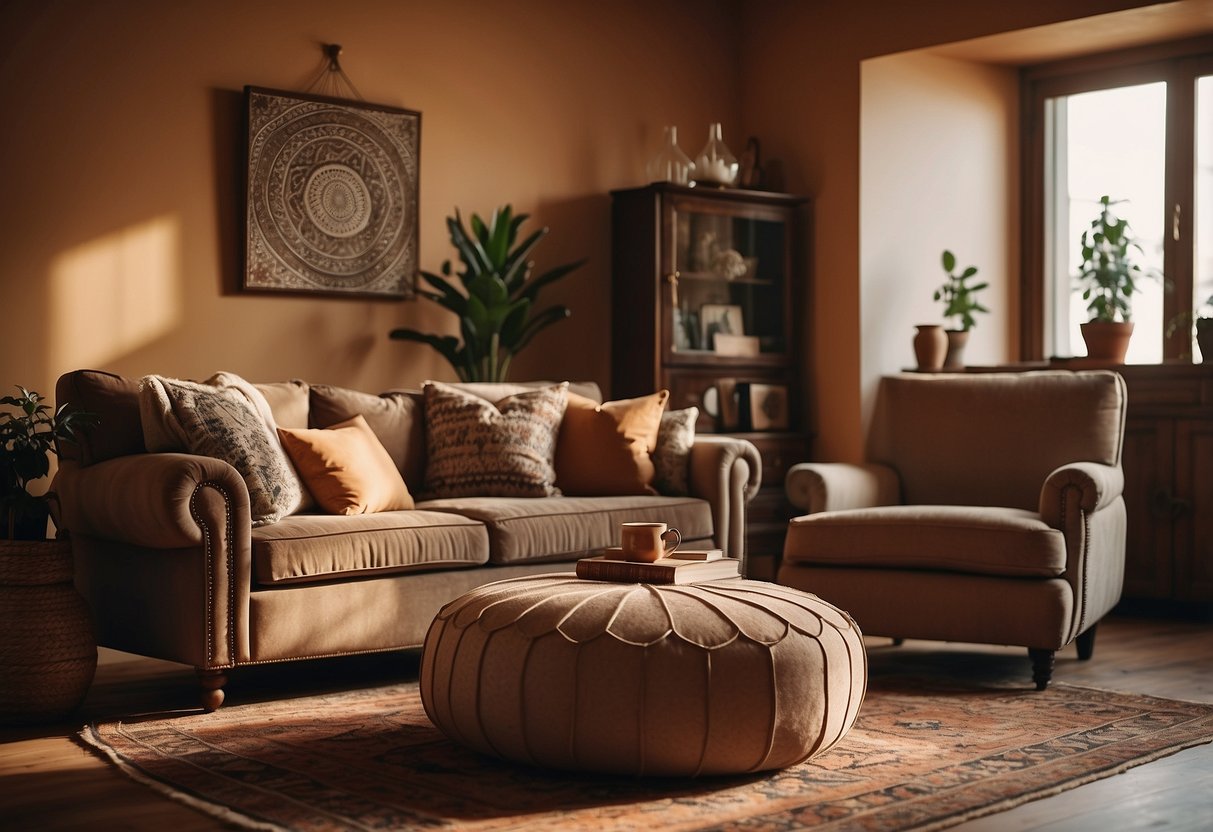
<box><xmin>78</xmin><ymin>677</ymin><xmax>1213</xmax><ymax>832</ymax></box>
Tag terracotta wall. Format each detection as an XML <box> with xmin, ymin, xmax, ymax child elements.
<box><xmin>0</xmin><ymin>0</ymin><xmax>741</xmax><ymax>402</ymax></box>
<box><xmin>0</xmin><ymin>0</ymin><xmax>1175</xmax><ymax>469</ymax></box>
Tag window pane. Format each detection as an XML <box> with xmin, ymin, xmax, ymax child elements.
<box><xmin>1196</xmin><ymin>75</ymin><xmax>1213</xmax><ymax>362</ymax></box>
<box><xmin>1046</xmin><ymin>82</ymin><xmax>1166</xmax><ymax>362</ymax></box>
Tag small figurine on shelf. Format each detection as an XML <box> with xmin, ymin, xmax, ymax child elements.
<box><xmin>738</xmin><ymin>137</ymin><xmax>764</xmax><ymax>189</ymax></box>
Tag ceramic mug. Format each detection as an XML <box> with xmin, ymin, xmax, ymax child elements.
<box><xmin>620</xmin><ymin>521</ymin><xmax>681</xmax><ymax>563</ymax></box>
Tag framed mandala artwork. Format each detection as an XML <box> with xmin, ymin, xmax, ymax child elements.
<box><xmin>243</xmin><ymin>86</ymin><xmax>420</xmax><ymax>298</ymax></box>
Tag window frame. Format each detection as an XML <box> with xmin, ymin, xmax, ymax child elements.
<box><xmin>1021</xmin><ymin>36</ymin><xmax>1213</xmax><ymax>362</ymax></box>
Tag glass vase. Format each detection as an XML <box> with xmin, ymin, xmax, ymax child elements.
<box><xmin>646</xmin><ymin>126</ymin><xmax>695</xmax><ymax>185</ymax></box>
<box><xmin>695</xmin><ymin>122</ymin><xmax>739</xmax><ymax>186</ymax></box>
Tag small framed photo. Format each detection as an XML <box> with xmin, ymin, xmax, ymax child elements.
<box><xmin>745</xmin><ymin>383</ymin><xmax>789</xmax><ymax>431</ymax></box>
<box><xmin>700</xmin><ymin>303</ymin><xmax>744</xmax><ymax>350</ymax></box>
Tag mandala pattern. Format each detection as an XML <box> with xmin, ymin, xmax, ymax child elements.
<box><xmin>244</xmin><ymin>87</ymin><xmax>419</xmax><ymax>297</ymax></box>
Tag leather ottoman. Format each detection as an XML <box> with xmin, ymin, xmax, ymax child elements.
<box><xmin>420</xmin><ymin>574</ymin><xmax>866</xmax><ymax>776</ymax></box>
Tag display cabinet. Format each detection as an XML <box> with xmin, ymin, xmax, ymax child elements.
<box><xmin>610</xmin><ymin>183</ymin><xmax>810</xmax><ymax>579</ymax></box>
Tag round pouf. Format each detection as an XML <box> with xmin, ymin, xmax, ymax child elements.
<box><xmin>420</xmin><ymin>574</ymin><xmax>866</xmax><ymax>776</ymax></box>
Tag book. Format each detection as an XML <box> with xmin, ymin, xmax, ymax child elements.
<box><xmin>576</xmin><ymin>556</ymin><xmax>740</xmax><ymax>585</ymax></box>
<box><xmin>599</xmin><ymin>547</ymin><xmax>724</xmax><ymax>561</ymax></box>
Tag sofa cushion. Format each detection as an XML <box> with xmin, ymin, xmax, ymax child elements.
<box><xmin>653</xmin><ymin>406</ymin><xmax>698</xmax><ymax>496</ymax></box>
<box><xmin>309</xmin><ymin>385</ymin><xmax>427</xmax><ymax>488</ymax></box>
<box><xmin>416</xmin><ymin>494</ymin><xmax>715</xmax><ymax>564</ymax></box>
<box><xmin>55</xmin><ymin>369</ymin><xmax>145</xmax><ymax>465</ymax></box>
<box><xmin>783</xmin><ymin>505</ymin><xmax>1066</xmax><ymax>578</ymax></box>
<box><xmin>251</xmin><ymin>510</ymin><xmax>489</xmax><ymax>585</ymax></box>
<box><xmin>555</xmin><ymin>390</ymin><xmax>668</xmax><ymax>496</ymax></box>
<box><xmin>278</xmin><ymin>415</ymin><xmax>415</xmax><ymax>515</ymax></box>
<box><xmin>138</xmin><ymin>373</ymin><xmax>305</xmax><ymax>525</ymax></box>
<box><xmin>423</xmin><ymin>382</ymin><xmax>568</xmax><ymax>499</ymax></box>
<box><xmin>256</xmin><ymin>379</ymin><xmax>310</xmax><ymax>429</ymax></box>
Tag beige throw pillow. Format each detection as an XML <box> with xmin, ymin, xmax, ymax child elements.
<box><xmin>138</xmin><ymin>373</ymin><xmax>305</xmax><ymax>525</ymax></box>
<box><xmin>653</xmin><ymin>406</ymin><xmax>698</xmax><ymax>496</ymax></box>
<box><xmin>423</xmin><ymin>381</ymin><xmax>568</xmax><ymax>498</ymax></box>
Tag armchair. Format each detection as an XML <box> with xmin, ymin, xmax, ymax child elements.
<box><xmin>779</xmin><ymin>370</ymin><xmax>1127</xmax><ymax>689</ymax></box>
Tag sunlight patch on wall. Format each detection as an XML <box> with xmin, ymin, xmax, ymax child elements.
<box><xmin>49</xmin><ymin>216</ymin><xmax>183</xmax><ymax>371</ymax></box>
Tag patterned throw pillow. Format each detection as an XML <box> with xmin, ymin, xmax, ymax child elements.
<box><xmin>653</xmin><ymin>406</ymin><xmax>698</xmax><ymax>496</ymax></box>
<box><xmin>422</xmin><ymin>381</ymin><xmax>568</xmax><ymax>498</ymax></box>
<box><xmin>139</xmin><ymin>373</ymin><xmax>305</xmax><ymax>525</ymax></box>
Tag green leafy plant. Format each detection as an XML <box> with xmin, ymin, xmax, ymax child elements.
<box><xmin>1075</xmin><ymin>195</ymin><xmax>1150</xmax><ymax>323</ymax></box>
<box><xmin>934</xmin><ymin>250</ymin><xmax>988</xmax><ymax>331</ymax></box>
<box><xmin>389</xmin><ymin>206</ymin><xmax>585</xmax><ymax>382</ymax></box>
<box><xmin>1</xmin><ymin>387</ymin><xmax>98</xmax><ymax>540</ymax></box>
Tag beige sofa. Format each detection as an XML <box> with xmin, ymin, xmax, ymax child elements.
<box><xmin>53</xmin><ymin>370</ymin><xmax>761</xmax><ymax>708</ymax></box>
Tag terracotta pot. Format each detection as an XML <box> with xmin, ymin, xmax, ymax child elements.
<box><xmin>1197</xmin><ymin>319</ymin><xmax>1213</xmax><ymax>364</ymax></box>
<box><xmin>0</xmin><ymin>539</ymin><xmax>97</xmax><ymax>724</ymax></box>
<box><xmin>913</xmin><ymin>325</ymin><xmax>948</xmax><ymax>371</ymax></box>
<box><xmin>943</xmin><ymin>329</ymin><xmax>970</xmax><ymax>369</ymax></box>
<box><xmin>1080</xmin><ymin>321</ymin><xmax>1134</xmax><ymax>364</ymax></box>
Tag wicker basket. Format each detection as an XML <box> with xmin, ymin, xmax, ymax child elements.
<box><xmin>0</xmin><ymin>539</ymin><xmax>97</xmax><ymax>724</ymax></box>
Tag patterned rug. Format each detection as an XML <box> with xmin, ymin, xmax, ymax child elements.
<box><xmin>78</xmin><ymin>675</ymin><xmax>1213</xmax><ymax>832</ymax></box>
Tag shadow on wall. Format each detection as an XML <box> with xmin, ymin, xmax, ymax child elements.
<box><xmin>517</xmin><ymin>192</ymin><xmax>611</xmax><ymax>387</ymax></box>
<box><xmin>211</xmin><ymin>87</ymin><xmax>244</xmax><ymax>298</ymax></box>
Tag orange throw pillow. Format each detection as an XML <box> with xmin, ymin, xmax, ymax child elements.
<box><xmin>555</xmin><ymin>390</ymin><xmax>669</xmax><ymax>495</ymax></box>
<box><xmin>278</xmin><ymin>415</ymin><xmax>414</xmax><ymax>515</ymax></box>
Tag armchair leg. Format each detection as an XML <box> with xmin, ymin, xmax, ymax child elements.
<box><xmin>1027</xmin><ymin>648</ymin><xmax>1055</xmax><ymax>691</ymax></box>
<box><xmin>197</xmin><ymin>668</ymin><xmax>228</xmax><ymax>712</ymax></box>
<box><xmin>1075</xmin><ymin>625</ymin><xmax>1098</xmax><ymax>661</ymax></box>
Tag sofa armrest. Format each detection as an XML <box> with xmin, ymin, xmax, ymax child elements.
<box><xmin>1039</xmin><ymin>461</ymin><xmax>1124</xmax><ymax>529</ymax></box>
<box><xmin>785</xmin><ymin>462</ymin><xmax>900</xmax><ymax>514</ymax></box>
<box><xmin>55</xmin><ymin>453</ymin><xmax>251</xmax><ymax>547</ymax></box>
<box><xmin>688</xmin><ymin>435</ymin><xmax>761</xmax><ymax>561</ymax></box>
<box><xmin>55</xmin><ymin>453</ymin><xmax>253</xmax><ymax>669</ymax></box>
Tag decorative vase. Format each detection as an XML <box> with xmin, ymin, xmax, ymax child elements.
<box><xmin>0</xmin><ymin>539</ymin><xmax>97</xmax><ymax>724</ymax></box>
<box><xmin>694</xmin><ymin>123</ymin><xmax>739</xmax><ymax>186</ymax></box>
<box><xmin>913</xmin><ymin>324</ymin><xmax>948</xmax><ymax>371</ymax></box>
<box><xmin>943</xmin><ymin>329</ymin><xmax>970</xmax><ymax>369</ymax></box>
<box><xmin>1196</xmin><ymin>318</ymin><xmax>1213</xmax><ymax>364</ymax></box>
<box><xmin>1080</xmin><ymin>321</ymin><xmax>1134</xmax><ymax>364</ymax></box>
<box><xmin>646</xmin><ymin>125</ymin><xmax>695</xmax><ymax>186</ymax></box>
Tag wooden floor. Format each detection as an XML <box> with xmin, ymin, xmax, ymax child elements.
<box><xmin>2</xmin><ymin>613</ymin><xmax>1211</xmax><ymax>831</ymax></box>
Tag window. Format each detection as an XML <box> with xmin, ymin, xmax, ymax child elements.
<box><xmin>1024</xmin><ymin>42</ymin><xmax>1213</xmax><ymax>363</ymax></box>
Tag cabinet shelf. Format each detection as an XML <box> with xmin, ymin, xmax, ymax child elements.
<box><xmin>677</xmin><ymin>271</ymin><xmax>777</xmax><ymax>287</ymax></box>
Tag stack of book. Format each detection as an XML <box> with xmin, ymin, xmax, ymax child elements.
<box><xmin>576</xmin><ymin>548</ymin><xmax>739</xmax><ymax>584</ymax></box>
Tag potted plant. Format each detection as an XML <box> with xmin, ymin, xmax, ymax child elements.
<box><xmin>1074</xmin><ymin>195</ymin><xmax>1149</xmax><ymax>363</ymax></box>
<box><xmin>0</xmin><ymin>386</ymin><xmax>98</xmax><ymax>723</ymax></box>
<box><xmin>933</xmin><ymin>249</ymin><xmax>988</xmax><ymax>369</ymax></box>
<box><xmin>1</xmin><ymin>387</ymin><xmax>96</xmax><ymax>540</ymax></box>
<box><xmin>1166</xmin><ymin>294</ymin><xmax>1213</xmax><ymax>363</ymax></box>
<box><xmin>389</xmin><ymin>205</ymin><xmax>585</xmax><ymax>382</ymax></box>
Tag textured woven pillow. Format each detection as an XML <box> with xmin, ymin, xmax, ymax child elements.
<box><xmin>423</xmin><ymin>381</ymin><xmax>568</xmax><ymax>498</ymax></box>
<box><xmin>138</xmin><ymin>373</ymin><xmax>304</xmax><ymax>525</ymax></box>
<box><xmin>555</xmin><ymin>390</ymin><xmax>668</xmax><ymax>495</ymax></box>
<box><xmin>278</xmin><ymin>415</ymin><xmax>414</xmax><ymax>515</ymax></box>
<box><xmin>653</xmin><ymin>406</ymin><xmax>698</xmax><ymax>496</ymax></box>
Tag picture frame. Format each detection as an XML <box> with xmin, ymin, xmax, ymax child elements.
<box><xmin>700</xmin><ymin>303</ymin><xmax>744</xmax><ymax>350</ymax></box>
<box><xmin>744</xmin><ymin>383</ymin><xmax>790</xmax><ymax>431</ymax></box>
<box><xmin>243</xmin><ymin>86</ymin><xmax>420</xmax><ymax>299</ymax></box>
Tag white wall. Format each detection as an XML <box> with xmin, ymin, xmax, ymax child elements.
<box><xmin>859</xmin><ymin>50</ymin><xmax>1020</xmax><ymax>430</ymax></box>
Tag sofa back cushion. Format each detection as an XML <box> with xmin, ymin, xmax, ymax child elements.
<box><xmin>55</xmin><ymin>369</ymin><xmax>145</xmax><ymax>466</ymax></box>
<box><xmin>256</xmin><ymin>380</ymin><xmax>310</xmax><ymax>429</ymax></box>
<box><xmin>867</xmin><ymin>370</ymin><xmax>1126</xmax><ymax>511</ymax></box>
<box><xmin>309</xmin><ymin>385</ymin><xmax>427</xmax><ymax>488</ymax></box>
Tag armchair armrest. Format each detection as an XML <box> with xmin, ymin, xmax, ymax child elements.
<box><xmin>55</xmin><ymin>453</ymin><xmax>251</xmax><ymax>547</ymax></box>
<box><xmin>1039</xmin><ymin>461</ymin><xmax>1124</xmax><ymax>529</ymax></box>
<box><xmin>688</xmin><ymin>435</ymin><xmax>762</xmax><ymax>561</ymax></box>
<box><xmin>785</xmin><ymin>462</ymin><xmax>900</xmax><ymax>514</ymax></box>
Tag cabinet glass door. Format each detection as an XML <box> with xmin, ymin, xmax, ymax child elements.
<box><xmin>667</xmin><ymin>203</ymin><xmax>788</xmax><ymax>363</ymax></box>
